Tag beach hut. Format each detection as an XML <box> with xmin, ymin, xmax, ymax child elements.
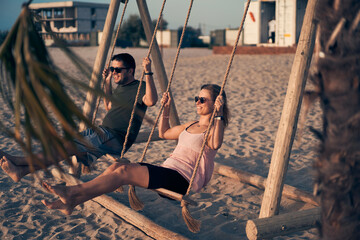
<box><xmin>243</xmin><ymin>0</ymin><xmax>307</xmax><ymax>46</ymax></box>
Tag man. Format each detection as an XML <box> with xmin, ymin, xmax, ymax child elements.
<box><xmin>268</xmin><ymin>18</ymin><xmax>276</xmax><ymax>44</ymax></box>
<box><xmin>0</xmin><ymin>53</ymin><xmax>158</xmax><ymax>182</ymax></box>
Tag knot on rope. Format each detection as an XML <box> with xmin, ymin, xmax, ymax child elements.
<box><xmin>181</xmin><ymin>199</ymin><xmax>201</xmax><ymax>233</ymax></box>
<box><xmin>180</xmin><ymin>199</ymin><xmax>187</xmax><ymax>208</ymax></box>
<box><xmin>128</xmin><ymin>185</ymin><xmax>144</xmax><ymax>211</ymax></box>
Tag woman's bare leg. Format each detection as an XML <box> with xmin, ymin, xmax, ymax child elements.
<box><xmin>42</xmin><ymin>163</ymin><xmax>150</xmax><ymax>214</ymax></box>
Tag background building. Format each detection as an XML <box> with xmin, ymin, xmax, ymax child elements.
<box><xmin>29</xmin><ymin>1</ymin><xmax>108</xmax><ymax>46</ymax></box>
<box><xmin>243</xmin><ymin>0</ymin><xmax>307</xmax><ymax>46</ymax></box>
<box><xmin>211</xmin><ymin>0</ymin><xmax>307</xmax><ymax>47</ymax></box>
<box><xmin>156</xmin><ymin>30</ymin><xmax>179</xmax><ymax>48</ymax></box>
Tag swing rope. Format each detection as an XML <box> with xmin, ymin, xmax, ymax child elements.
<box><xmin>91</xmin><ymin>0</ymin><xmax>129</xmax><ymax>124</ymax></box>
<box><xmin>103</xmin><ymin>0</ymin><xmax>167</xmax><ymax>195</ymax></box>
<box><xmin>119</xmin><ymin>0</ymin><xmax>167</xmax><ymax>159</ymax></box>
<box><xmin>127</xmin><ymin>0</ymin><xmax>195</xmax><ymax>211</ymax></box>
<box><xmin>128</xmin><ymin>0</ymin><xmax>252</xmax><ymax>233</ymax></box>
<box><xmin>181</xmin><ymin>0</ymin><xmax>252</xmax><ymax>232</ymax></box>
<box><xmin>140</xmin><ymin>0</ymin><xmax>194</xmax><ymax>163</ymax></box>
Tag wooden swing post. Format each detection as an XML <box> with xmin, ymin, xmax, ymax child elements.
<box><xmin>79</xmin><ymin>0</ymin><xmax>124</xmax><ymax>131</ymax></box>
<box><xmin>137</xmin><ymin>0</ymin><xmax>180</xmax><ymax>126</ymax></box>
<box><xmin>259</xmin><ymin>0</ymin><xmax>318</xmax><ymax>218</ymax></box>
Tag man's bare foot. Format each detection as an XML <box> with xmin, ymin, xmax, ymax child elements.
<box><xmin>0</xmin><ymin>156</ymin><xmax>23</xmax><ymax>182</ymax></box>
<box><xmin>42</xmin><ymin>199</ymin><xmax>74</xmax><ymax>215</ymax></box>
<box><xmin>42</xmin><ymin>181</ymin><xmax>72</xmax><ymax>205</ymax></box>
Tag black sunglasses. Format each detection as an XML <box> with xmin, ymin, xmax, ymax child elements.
<box><xmin>194</xmin><ymin>96</ymin><xmax>207</xmax><ymax>104</ymax></box>
<box><xmin>109</xmin><ymin>66</ymin><xmax>128</xmax><ymax>73</ymax></box>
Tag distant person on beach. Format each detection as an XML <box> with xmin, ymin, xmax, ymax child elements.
<box><xmin>268</xmin><ymin>18</ymin><xmax>276</xmax><ymax>44</ymax></box>
<box><xmin>41</xmin><ymin>84</ymin><xmax>229</xmax><ymax>215</ymax></box>
<box><xmin>0</xmin><ymin>53</ymin><xmax>158</xmax><ymax>182</ymax></box>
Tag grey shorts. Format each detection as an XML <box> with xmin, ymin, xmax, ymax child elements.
<box><xmin>74</xmin><ymin>126</ymin><xmax>123</xmax><ymax>166</ymax></box>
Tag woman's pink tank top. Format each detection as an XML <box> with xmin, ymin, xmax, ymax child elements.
<box><xmin>162</xmin><ymin>124</ymin><xmax>218</xmax><ymax>192</ymax></box>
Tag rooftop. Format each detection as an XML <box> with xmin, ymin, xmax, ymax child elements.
<box><xmin>29</xmin><ymin>1</ymin><xmax>109</xmax><ymax>9</ymax></box>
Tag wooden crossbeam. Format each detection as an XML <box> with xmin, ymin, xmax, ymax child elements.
<box><xmin>214</xmin><ymin>162</ymin><xmax>318</xmax><ymax>206</ymax></box>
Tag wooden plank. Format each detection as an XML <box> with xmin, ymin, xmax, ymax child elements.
<box><xmin>153</xmin><ymin>188</ymin><xmax>197</xmax><ymax>206</ymax></box>
<box><xmin>136</xmin><ymin>0</ymin><xmax>180</xmax><ymax>127</ymax></box>
<box><xmin>246</xmin><ymin>207</ymin><xmax>320</xmax><ymax>240</ymax></box>
<box><xmin>214</xmin><ymin>162</ymin><xmax>318</xmax><ymax>206</ymax></box>
<box><xmin>50</xmin><ymin>168</ymin><xmax>189</xmax><ymax>240</ymax></box>
<box><xmin>259</xmin><ymin>0</ymin><xmax>318</xmax><ymax>218</ymax></box>
<box><xmin>79</xmin><ymin>0</ymin><xmax>121</xmax><ymax>131</ymax></box>
<box><xmin>135</xmin><ymin>130</ymin><xmax>162</xmax><ymax>143</ymax></box>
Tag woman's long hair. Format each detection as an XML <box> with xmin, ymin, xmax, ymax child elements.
<box><xmin>201</xmin><ymin>84</ymin><xmax>230</xmax><ymax>127</ymax></box>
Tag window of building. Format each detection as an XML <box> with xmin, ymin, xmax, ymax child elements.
<box><xmin>91</xmin><ymin>20</ymin><xmax>96</xmax><ymax>30</ymax></box>
<box><xmin>65</xmin><ymin>7</ymin><xmax>75</xmax><ymax>18</ymax></box>
<box><xmin>54</xmin><ymin>21</ymin><xmax>64</xmax><ymax>29</ymax></box>
<box><xmin>44</xmin><ymin>9</ymin><xmax>52</xmax><ymax>19</ymax></box>
<box><xmin>91</xmin><ymin>8</ymin><xmax>96</xmax><ymax>17</ymax></box>
<box><xmin>54</xmin><ymin>8</ymin><xmax>64</xmax><ymax>18</ymax></box>
<box><xmin>45</xmin><ymin>21</ymin><xmax>51</xmax><ymax>30</ymax></box>
<box><xmin>66</xmin><ymin>20</ymin><xmax>76</xmax><ymax>28</ymax></box>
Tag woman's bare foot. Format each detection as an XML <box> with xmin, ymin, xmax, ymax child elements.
<box><xmin>41</xmin><ymin>182</ymin><xmax>77</xmax><ymax>215</ymax></box>
<box><xmin>42</xmin><ymin>182</ymin><xmax>72</xmax><ymax>205</ymax></box>
<box><xmin>0</xmin><ymin>156</ymin><xmax>24</xmax><ymax>182</ymax></box>
<box><xmin>42</xmin><ymin>199</ymin><xmax>74</xmax><ymax>215</ymax></box>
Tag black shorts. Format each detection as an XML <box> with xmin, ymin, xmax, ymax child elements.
<box><xmin>139</xmin><ymin>163</ymin><xmax>189</xmax><ymax>195</ymax></box>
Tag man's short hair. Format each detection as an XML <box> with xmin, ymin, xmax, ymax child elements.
<box><xmin>111</xmin><ymin>53</ymin><xmax>136</xmax><ymax>76</ymax></box>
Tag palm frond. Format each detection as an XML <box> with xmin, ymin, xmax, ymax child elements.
<box><xmin>0</xmin><ymin>6</ymin><xmax>96</xmax><ymax>171</ymax></box>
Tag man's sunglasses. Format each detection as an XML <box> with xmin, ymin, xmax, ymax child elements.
<box><xmin>109</xmin><ymin>66</ymin><xmax>128</xmax><ymax>73</ymax></box>
<box><xmin>194</xmin><ymin>96</ymin><xmax>207</xmax><ymax>104</ymax></box>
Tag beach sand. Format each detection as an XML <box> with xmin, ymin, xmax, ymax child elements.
<box><xmin>0</xmin><ymin>47</ymin><xmax>321</xmax><ymax>239</ymax></box>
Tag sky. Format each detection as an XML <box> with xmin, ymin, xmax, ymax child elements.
<box><xmin>0</xmin><ymin>0</ymin><xmax>246</xmax><ymax>35</ymax></box>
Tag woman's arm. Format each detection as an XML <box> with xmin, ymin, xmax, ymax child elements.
<box><xmin>158</xmin><ymin>92</ymin><xmax>186</xmax><ymax>140</ymax></box>
<box><xmin>207</xmin><ymin>95</ymin><xmax>225</xmax><ymax>150</ymax></box>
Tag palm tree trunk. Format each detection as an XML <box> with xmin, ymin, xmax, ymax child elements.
<box><xmin>312</xmin><ymin>0</ymin><xmax>360</xmax><ymax>239</ymax></box>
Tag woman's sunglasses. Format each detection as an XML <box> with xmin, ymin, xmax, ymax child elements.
<box><xmin>194</xmin><ymin>96</ymin><xmax>207</xmax><ymax>104</ymax></box>
<box><xmin>109</xmin><ymin>66</ymin><xmax>128</xmax><ymax>73</ymax></box>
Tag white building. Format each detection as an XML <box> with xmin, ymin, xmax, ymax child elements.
<box><xmin>29</xmin><ymin>1</ymin><xmax>109</xmax><ymax>46</ymax></box>
<box><xmin>243</xmin><ymin>0</ymin><xmax>307</xmax><ymax>46</ymax></box>
<box><xmin>156</xmin><ymin>30</ymin><xmax>179</xmax><ymax>48</ymax></box>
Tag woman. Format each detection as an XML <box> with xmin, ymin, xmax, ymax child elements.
<box><xmin>42</xmin><ymin>84</ymin><xmax>229</xmax><ymax>215</ymax></box>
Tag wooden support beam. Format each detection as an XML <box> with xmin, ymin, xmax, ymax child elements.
<box><xmin>50</xmin><ymin>168</ymin><xmax>189</xmax><ymax>240</ymax></box>
<box><xmin>79</xmin><ymin>0</ymin><xmax>121</xmax><ymax>131</ymax></box>
<box><xmin>214</xmin><ymin>162</ymin><xmax>318</xmax><ymax>206</ymax></box>
<box><xmin>259</xmin><ymin>0</ymin><xmax>318</xmax><ymax>218</ymax></box>
<box><xmin>246</xmin><ymin>207</ymin><xmax>320</xmax><ymax>240</ymax></box>
<box><xmin>136</xmin><ymin>0</ymin><xmax>180</xmax><ymax>127</ymax></box>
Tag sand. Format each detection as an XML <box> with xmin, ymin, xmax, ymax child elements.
<box><xmin>0</xmin><ymin>47</ymin><xmax>322</xmax><ymax>239</ymax></box>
